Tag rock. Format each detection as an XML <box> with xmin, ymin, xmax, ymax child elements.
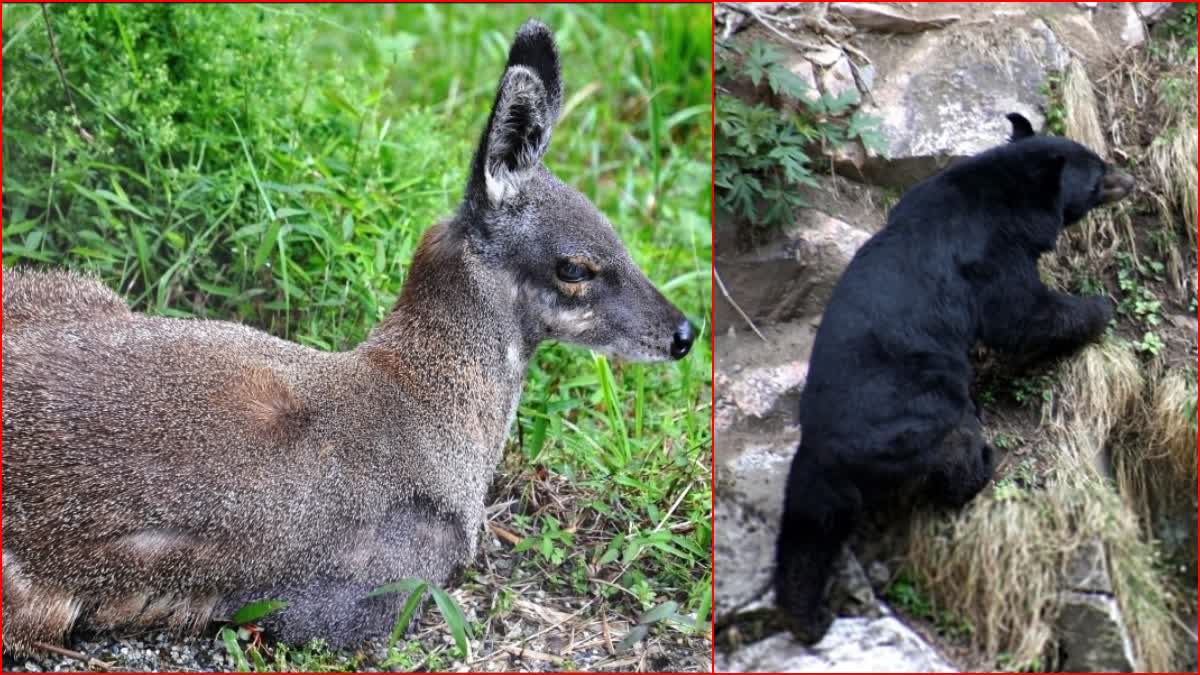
<box><xmin>713</xmin><ymin>317</ymin><xmax>819</xmax><ymax>437</ymax></box>
<box><xmin>1057</xmin><ymin>591</ymin><xmax>1138</xmax><ymax>672</ymax></box>
<box><xmin>787</xmin><ymin>58</ymin><xmax>821</xmax><ymax>103</ymax></box>
<box><xmin>714</xmin><ymin>435</ymin><xmax>799</xmax><ymax>616</ymax></box>
<box><xmin>1076</xmin><ymin>2</ymin><xmax>1098</xmax><ymax>9</ymax></box>
<box><xmin>856</xmin><ymin>63</ymin><xmax>876</xmax><ymax>94</ymax></box>
<box><xmin>822</xmin><ymin>56</ymin><xmax>861</xmax><ymax>105</ymax></box>
<box><xmin>721</xmin><ymin>361</ymin><xmax>809</xmax><ymax>423</ymax></box>
<box><xmin>828</xmin><ymin>552</ymin><xmax>880</xmax><ymax>616</ymax></box>
<box><xmin>1064</xmin><ymin>540</ymin><xmax>1114</xmax><ymax>594</ymax></box>
<box><xmin>852</xmin><ymin>18</ymin><xmax>1066</xmax><ymax>188</ymax></box>
<box><xmin>713</xmin><ymin>211</ymin><xmax>871</xmax><ymax>332</ymax></box>
<box><xmin>1093</xmin><ymin>2</ymin><xmax>1146</xmax><ymax>51</ymax></box>
<box><xmin>867</xmin><ymin>561</ymin><xmax>891</xmax><ymax>591</ymax></box>
<box><xmin>805</xmin><ymin>46</ymin><xmax>844</xmax><ymax>68</ymax></box>
<box><xmin>1046</xmin><ymin>13</ymin><xmax>1108</xmax><ymax>65</ymax></box>
<box><xmin>831</xmin><ymin>3</ymin><xmax>960</xmax><ymax>34</ymax></box>
<box><xmin>1136</xmin><ymin>2</ymin><xmax>1176</xmax><ymax>24</ymax></box>
<box><xmin>717</xmin><ymin>615</ymin><xmax>958</xmax><ymax>672</ymax></box>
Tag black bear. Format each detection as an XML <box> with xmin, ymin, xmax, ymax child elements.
<box><xmin>775</xmin><ymin>113</ymin><xmax>1135</xmax><ymax>644</ymax></box>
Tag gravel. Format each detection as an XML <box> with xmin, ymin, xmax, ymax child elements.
<box><xmin>4</xmin><ymin>632</ymin><xmax>238</xmax><ymax>672</ymax></box>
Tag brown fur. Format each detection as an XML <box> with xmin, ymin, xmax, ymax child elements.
<box><xmin>1</xmin><ymin>20</ymin><xmax>691</xmax><ymax>654</ymax></box>
<box><xmin>2</xmin><ymin>267</ymin><xmax>131</xmax><ymax>331</ymax></box>
<box><xmin>221</xmin><ymin>367</ymin><xmax>311</xmax><ymax>440</ymax></box>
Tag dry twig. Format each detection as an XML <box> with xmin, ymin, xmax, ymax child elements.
<box><xmin>714</xmin><ymin>268</ymin><xmax>767</xmax><ymax>342</ymax></box>
<box><xmin>33</xmin><ymin>642</ymin><xmax>114</xmax><ymax>671</ymax></box>
<box><xmin>39</xmin><ymin>4</ymin><xmax>93</xmax><ymax>143</ymax></box>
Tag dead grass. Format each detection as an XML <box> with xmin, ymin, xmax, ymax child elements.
<box><xmin>1053</xmin><ymin>342</ymin><xmax>1180</xmax><ymax>673</ymax></box>
<box><xmin>904</xmin><ymin>339</ymin><xmax>1181</xmax><ymax>671</ymax></box>
<box><xmin>1111</xmin><ymin>364</ymin><xmax>1199</xmax><ymax>526</ymax></box>
<box><xmin>457</xmin><ymin>469</ymin><xmax>711</xmax><ymax>672</ymax></box>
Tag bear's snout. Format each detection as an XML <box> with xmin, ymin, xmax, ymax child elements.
<box><xmin>1099</xmin><ymin>169</ymin><xmax>1134</xmax><ymax>204</ymax></box>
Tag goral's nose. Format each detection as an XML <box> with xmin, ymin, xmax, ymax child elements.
<box><xmin>670</xmin><ymin>320</ymin><xmax>695</xmax><ymax>360</ymax></box>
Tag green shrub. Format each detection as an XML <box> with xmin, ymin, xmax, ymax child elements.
<box><xmin>714</xmin><ymin>39</ymin><xmax>885</xmax><ymax>231</ymax></box>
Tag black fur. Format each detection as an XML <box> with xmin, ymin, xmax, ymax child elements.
<box><xmin>774</xmin><ymin>114</ymin><xmax>1131</xmax><ymax>644</ymax></box>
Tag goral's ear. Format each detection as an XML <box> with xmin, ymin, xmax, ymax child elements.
<box><xmin>1006</xmin><ymin>112</ymin><xmax>1035</xmax><ymax>142</ymax></box>
<box><xmin>465</xmin><ymin>20</ymin><xmax>563</xmax><ymax>211</ymax></box>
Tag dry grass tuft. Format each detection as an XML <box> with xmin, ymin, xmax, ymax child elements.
<box><xmin>1063</xmin><ymin>60</ymin><xmax>1108</xmax><ymax>159</ymax></box>
<box><xmin>1112</xmin><ymin>365</ymin><xmax>1199</xmax><ymax>525</ymax></box>
<box><xmin>1056</xmin><ymin>339</ymin><xmax>1144</xmax><ymax>464</ymax></box>
<box><xmin>1144</xmin><ymin>368</ymin><xmax>1199</xmax><ymax>483</ymax></box>
<box><xmin>904</xmin><ymin>341</ymin><xmax>1181</xmax><ymax>670</ymax></box>
<box><xmin>905</xmin><ymin>494</ymin><xmax>1058</xmax><ymax>666</ymax></box>
<box><xmin>1146</xmin><ymin>123</ymin><xmax>1198</xmax><ymax>251</ymax></box>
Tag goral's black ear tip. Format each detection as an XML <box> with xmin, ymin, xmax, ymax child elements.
<box><xmin>516</xmin><ymin>18</ymin><xmax>552</xmax><ymax>40</ymax></box>
<box><xmin>511</xmin><ymin>19</ymin><xmax>558</xmax><ymax>59</ymax></box>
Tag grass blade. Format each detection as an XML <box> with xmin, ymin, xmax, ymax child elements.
<box><xmin>428</xmin><ymin>585</ymin><xmax>471</xmax><ymax>658</ymax></box>
<box><xmin>387</xmin><ymin>580</ymin><xmax>428</xmax><ymax>648</ymax></box>
<box><xmin>220</xmin><ymin>627</ymin><xmax>251</xmax><ymax>672</ymax></box>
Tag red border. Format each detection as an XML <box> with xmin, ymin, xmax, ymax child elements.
<box><xmin>708</xmin><ymin>0</ymin><xmax>718</xmax><ymax>671</ymax></box>
<box><xmin>0</xmin><ymin>3</ymin><xmax>713</xmax><ymax>674</ymax></box>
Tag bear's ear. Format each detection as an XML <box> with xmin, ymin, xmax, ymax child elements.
<box><xmin>1006</xmin><ymin>113</ymin><xmax>1036</xmax><ymax>142</ymax></box>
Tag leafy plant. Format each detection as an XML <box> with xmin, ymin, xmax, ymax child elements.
<box><xmin>369</xmin><ymin>579</ymin><xmax>472</xmax><ymax>658</ymax></box>
<box><xmin>220</xmin><ymin>599</ymin><xmax>289</xmax><ymax>672</ymax></box>
<box><xmin>885</xmin><ymin>573</ymin><xmax>974</xmax><ymax>640</ymax></box>
<box><xmin>513</xmin><ymin>514</ymin><xmax>575</xmax><ymax>566</ymax></box>
<box><xmin>1040</xmin><ymin>73</ymin><xmax>1067</xmax><ymax>136</ymax></box>
<box><xmin>1011</xmin><ymin>374</ymin><xmax>1055</xmax><ymax>407</ymax></box>
<box><xmin>715</xmin><ymin>39</ymin><xmax>885</xmax><ymax>230</ymax></box>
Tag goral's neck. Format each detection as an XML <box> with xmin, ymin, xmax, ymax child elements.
<box><xmin>356</xmin><ymin>222</ymin><xmax>529</xmax><ymax>449</ymax></box>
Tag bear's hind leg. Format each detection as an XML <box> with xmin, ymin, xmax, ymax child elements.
<box><xmin>774</xmin><ymin>452</ymin><xmax>862</xmax><ymax>645</ymax></box>
<box><xmin>922</xmin><ymin>402</ymin><xmax>994</xmax><ymax>509</ymax></box>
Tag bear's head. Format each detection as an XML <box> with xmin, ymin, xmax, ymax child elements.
<box><xmin>1006</xmin><ymin>112</ymin><xmax>1135</xmax><ymax>226</ymax></box>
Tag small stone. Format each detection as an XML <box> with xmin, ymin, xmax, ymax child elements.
<box><xmin>805</xmin><ymin>46</ymin><xmax>844</xmax><ymax>68</ymax></box>
<box><xmin>1135</xmin><ymin>2</ymin><xmax>1173</xmax><ymax>23</ymax></box>
<box><xmin>867</xmin><ymin>561</ymin><xmax>891</xmax><ymax>590</ymax></box>
<box><xmin>821</xmin><ymin>56</ymin><xmax>861</xmax><ymax>105</ymax></box>
<box><xmin>856</xmin><ymin>63</ymin><xmax>876</xmax><ymax>94</ymax></box>
<box><xmin>718</xmin><ymin>615</ymin><xmax>957</xmax><ymax>671</ymax></box>
<box><xmin>786</xmin><ymin>58</ymin><xmax>821</xmax><ymax>103</ymax></box>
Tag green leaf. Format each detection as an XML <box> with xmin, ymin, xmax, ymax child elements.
<box><xmin>429</xmin><ymin>585</ymin><xmax>472</xmax><ymax>657</ymax></box>
<box><xmin>387</xmin><ymin>580</ymin><xmax>429</xmax><ymax>648</ymax></box>
<box><xmin>220</xmin><ymin>627</ymin><xmax>251</xmax><ymax>672</ymax></box>
<box><xmin>369</xmin><ymin>578</ymin><xmax>428</xmax><ymax>598</ymax></box>
<box><xmin>253</xmin><ymin>218</ymin><xmax>284</xmax><ymax>272</ymax></box>
<box><xmin>231</xmin><ymin>598</ymin><xmax>289</xmax><ymax>625</ymax></box>
<box><xmin>740</xmin><ymin>41</ymin><xmax>784</xmax><ymax>88</ymax></box>
<box><xmin>638</xmin><ymin>600</ymin><xmax>679</xmax><ymax>625</ymax></box>
<box><xmin>767</xmin><ymin>64</ymin><xmax>811</xmax><ymax>101</ymax></box>
<box><xmin>694</xmin><ymin>584</ymin><xmax>713</xmax><ymax>635</ymax></box>
<box><xmin>599</xmin><ymin>533</ymin><xmax>625</xmax><ymax>566</ymax></box>
<box><xmin>616</xmin><ymin>624</ymin><xmax>650</xmax><ymax>653</ymax></box>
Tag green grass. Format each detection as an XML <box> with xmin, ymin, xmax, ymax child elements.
<box><xmin>2</xmin><ymin>3</ymin><xmax>712</xmax><ymax>669</ymax></box>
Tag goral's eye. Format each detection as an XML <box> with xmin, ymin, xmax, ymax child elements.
<box><xmin>556</xmin><ymin>260</ymin><xmax>594</xmax><ymax>283</ymax></box>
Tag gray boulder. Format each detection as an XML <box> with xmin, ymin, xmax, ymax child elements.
<box><xmin>717</xmin><ymin>615</ymin><xmax>957</xmax><ymax>673</ymax></box>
